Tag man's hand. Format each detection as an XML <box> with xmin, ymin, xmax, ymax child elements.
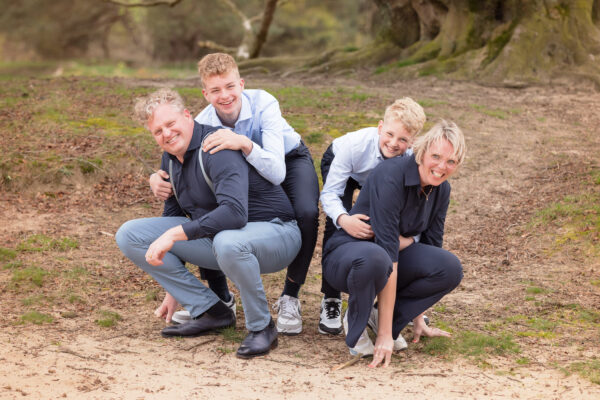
<box><xmin>203</xmin><ymin>128</ymin><xmax>253</xmax><ymax>156</ymax></box>
<box><xmin>398</xmin><ymin>235</ymin><xmax>414</xmax><ymax>251</ymax></box>
<box><xmin>154</xmin><ymin>292</ymin><xmax>179</xmax><ymax>323</ymax></box>
<box><xmin>145</xmin><ymin>226</ymin><xmax>187</xmax><ymax>266</ymax></box>
<box><xmin>149</xmin><ymin>170</ymin><xmax>173</xmax><ymax>201</ymax></box>
<box><xmin>368</xmin><ymin>334</ymin><xmax>394</xmax><ymax>368</ymax></box>
<box><xmin>412</xmin><ymin>313</ymin><xmax>451</xmax><ymax>343</ymax></box>
<box><xmin>337</xmin><ymin>214</ymin><xmax>374</xmax><ymax>239</ymax></box>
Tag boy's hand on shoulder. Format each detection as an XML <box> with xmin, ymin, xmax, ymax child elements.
<box><xmin>338</xmin><ymin>214</ymin><xmax>374</xmax><ymax>240</ymax></box>
<box><xmin>203</xmin><ymin>128</ymin><xmax>253</xmax><ymax>156</ymax></box>
<box><xmin>149</xmin><ymin>170</ymin><xmax>172</xmax><ymax>201</ymax></box>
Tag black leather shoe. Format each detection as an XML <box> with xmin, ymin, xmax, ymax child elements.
<box><xmin>236</xmin><ymin>318</ymin><xmax>278</xmax><ymax>359</ymax></box>
<box><xmin>161</xmin><ymin>309</ymin><xmax>235</xmax><ymax>338</ymax></box>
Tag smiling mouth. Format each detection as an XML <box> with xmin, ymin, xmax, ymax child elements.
<box><xmin>431</xmin><ymin>170</ymin><xmax>444</xmax><ymax>178</ymax></box>
<box><xmin>219</xmin><ymin>99</ymin><xmax>234</xmax><ymax>106</ymax></box>
<box><xmin>166</xmin><ymin>135</ymin><xmax>178</xmax><ymax>144</ymax></box>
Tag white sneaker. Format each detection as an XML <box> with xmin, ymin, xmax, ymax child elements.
<box><xmin>171</xmin><ymin>292</ymin><xmax>236</xmax><ymax>324</ymax></box>
<box><xmin>408</xmin><ymin>314</ymin><xmax>430</xmax><ymax>326</ymax></box>
<box><xmin>273</xmin><ymin>295</ymin><xmax>302</xmax><ymax>335</ymax></box>
<box><xmin>367</xmin><ymin>306</ymin><xmax>407</xmax><ymax>351</ymax></box>
<box><xmin>343</xmin><ymin>310</ymin><xmax>374</xmax><ymax>357</ymax></box>
<box><xmin>318</xmin><ymin>298</ymin><xmax>343</xmax><ymax>335</ymax></box>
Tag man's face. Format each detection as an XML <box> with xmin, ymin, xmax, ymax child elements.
<box><xmin>202</xmin><ymin>70</ymin><xmax>245</xmax><ymax>124</ymax></box>
<box><xmin>418</xmin><ymin>138</ymin><xmax>459</xmax><ymax>187</ymax></box>
<box><xmin>147</xmin><ymin>104</ymin><xmax>194</xmax><ymax>160</ymax></box>
<box><xmin>377</xmin><ymin>119</ymin><xmax>413</xmax><ymax>159</ymax></box>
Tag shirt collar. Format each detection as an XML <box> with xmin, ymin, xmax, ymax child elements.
<box><xmin>236</xmin><ymin>93</ymin><xmax>252</xmax><ymax>124</ymax></box>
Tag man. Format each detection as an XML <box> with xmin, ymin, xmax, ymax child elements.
<box><xmin>116</xmin><ymin>88</ymin><xmax>300</xmax><ymax>358</ymax></box>
<box><xmin>149</xmin><ymin>53</ymin><xmax>319</xmax><ymax>335</ymax></box>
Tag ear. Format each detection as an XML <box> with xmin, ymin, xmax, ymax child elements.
<box><xmin>377</xmin><ymin>120</ymin><xmax>384</xmax><ymax>134</ymax></box>
<box><xmin>239</xmin><ymin>78</ymin><xmax>245</xmax><ymax>90</ymax></box>
<box><xmin>201</xmin><ymin>88</ymin><xmax>208</xmax><ymax>100</ymax></box>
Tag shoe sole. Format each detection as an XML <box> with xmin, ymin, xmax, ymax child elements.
<box><xmin>318</xmin><ymin>323</ymin><xmax>343</xmax><ymax>335</ymax></box>
<box><xmin>161</xmin><ymin>324</ymin><xmax>235</xmax><ymax>338</ymax></box>
<box><xmin>276</xmin><ymin>323</ymin><xmax>302</xmax><ymax>336</ymax></box>
<box><xmin>235</xmin><ymin>338</ymin><xmax>278</xmax><ymax>359</ymax></box>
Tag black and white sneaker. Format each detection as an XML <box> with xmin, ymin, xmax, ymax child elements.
<box><xmin>172</xmin><ymin>292</ymin><xmax>236</xmax><ymax>324</ymax></box>
<box><xmin>318</xmin><ymin>297</ymin><xmax>343</xmax><ymax>335</ymax></box>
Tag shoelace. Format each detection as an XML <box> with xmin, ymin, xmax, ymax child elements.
<box><xmin>274</xmin><ymin>298</ymin><xmax>300</xmax><ymax>317</ymax></box>
<box><xmin>324</xmin><ymin>301</ymin><xmax>340</xmax><ymax>319</ymax></box>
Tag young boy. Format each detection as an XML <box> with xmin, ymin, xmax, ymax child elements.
<box><xmin>318</xmin><ymin>98</ymin><xmax>426</xmax><ymax>341</ymax></box>
<box><xmin>149</xmin><ymin>53</ymin><xmax>319</xmax><ymax>335</ymax></box>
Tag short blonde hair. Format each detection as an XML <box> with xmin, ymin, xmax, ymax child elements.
<box><xmin>133</xmin><ymin>88</ymin><xmax>185</xmax><ymax>126</ymax></box>
<box><xmin>383</xmin><ymin>97</ymin><xmax>426</xmax><ymax>136</ymax></box>
<box><xmin>413</xmin><ymin>120</ymin><xmax>466</xmax><ymax>166</ymax></box>
<box><xmin>197</xmin><ymin>53</ymin><xmax>239</xmax><ymax>86</ymax></box>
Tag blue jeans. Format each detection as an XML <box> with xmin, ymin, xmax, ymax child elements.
<box><xmin>116</xmin><ymin>217</ymin><xmax>301</xmax><ymax>331</ymax></box>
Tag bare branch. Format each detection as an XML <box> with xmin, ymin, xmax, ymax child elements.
<box><xmin>197</xmin><ymin>40</ymin><xmax>238</xmax><ymax>54</ymax></box>
<box><xmin>220</xmin><ymin>0</ymin><xmax>248</xmax><ymax>22</ymax></box>
<box><xmin>101</xmin><ymin>0</ymin><xmax>183</xmax><ymax>8</ymax></box>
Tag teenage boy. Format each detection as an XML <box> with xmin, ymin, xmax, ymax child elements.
<box><xmin>117</xmin><ymin>89</ymin><xmax>301</xmax><ymax>358</ymax></box>
<box><xmin>149</xmin><ymin>53</ymin><xmax>319</xmax><ymax>335</ymax></box>
<box><xmin>318</xmin><ymin>98</ymin><xmax>426</xmax><ymax>342</ymax></box>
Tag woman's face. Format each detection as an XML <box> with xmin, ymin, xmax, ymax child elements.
<box><xmin>418</xmin><ymin>138</ymin><xmax>459</xmax><ymax>187</ymax></box>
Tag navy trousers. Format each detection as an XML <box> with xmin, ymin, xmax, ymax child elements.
<box><xmin>323</xmin><ymin>241</ymin><xmax>463</xmax><ymax>347</ymax></box>
<box><xmin>200</xmin><ymin>141</ymin><xmax>319</xmax><ymax>288</ymax></box>
<box><xmin>320</xmin><ymin>144</ymin><xmax>361</xmax><ymax>298</ymax></box>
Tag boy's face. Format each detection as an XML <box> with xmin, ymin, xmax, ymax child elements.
<box><xmin>377</xmin><ymin>118</ymin><xmax>413</xmax><ymax>159</ymax></box>
<box><xmin>202</xmin><ymin>70</ymin><xmax>245</xmax><ymax>124</ymax></box>
<box><xmin>147</xmin><ymin>104</ymin><xmax>194</xmax><ymax>160</ymax></box>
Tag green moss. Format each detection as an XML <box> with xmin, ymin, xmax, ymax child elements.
<box><xmin>482</xmin><ymin>20</ymin><xmax>519</xmax><ymax>67</ymax></box>
<box><xmin>526</xmin><ymin>286</ymin><xmax>548</xmax><ymax>295</ymax></box>
<box><xmin>306</xmin><ymin>131</ymin><xmax>325</xmax><ymax>144</ymax></box>
<box><xmin>221</xmin><ymin>326</ymin><xmax>246</xmax><ymax>343</ymax></box>
<box><xmin>456</xmin><ymin>331</ymin><xmax>520</xmax><ymax>357</ymax></box>
<box><xmin>471</xmin><ymin>104</ymin><xmax>508</xmax><ymax>119</ymax></box>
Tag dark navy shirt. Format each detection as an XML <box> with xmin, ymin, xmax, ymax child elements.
<box><xmin>160</xmin><ymin>122</ymin><xmax>295</xmax><ymax>240</ymax></box>
<box><xmin>323</xmin><ymin>154</ymin><xmax>450</xmax><ymax>263</ymax></box>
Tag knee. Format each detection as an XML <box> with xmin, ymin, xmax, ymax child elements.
<box><xmin>212</xmin><ymin>233</ymin><xmax>248</xmax><ymax>266</ymax></box>
<box><xmin>115</xmin><ymin>220</ymin><xmax>137</xmax><ymax>252</ymax></box>
<box><xmin>294</xmin><ymin>204</ymin><xmax>319</xmax><ymax>225</ymax></box>
<box><xmin>444</xmin><ymin>254</ymin><xmax>463</xmax><ymax>290</ymax></box>
<box><xmin>349</xmin><ymin>251</ymin><xmax>392</xmax><ymax>290</ymax></box>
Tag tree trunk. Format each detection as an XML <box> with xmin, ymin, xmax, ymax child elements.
<box><xmin>371</xmin><ymin>0</ymin><xmax>600</xmax><ymax>86</ymax></box>
<box><xmin>249</xmin><ymin>0</ymin><xmax>279</xmax><ymax>59</ymax></box>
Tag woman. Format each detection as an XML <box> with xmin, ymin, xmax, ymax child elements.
<box><xmin>322</xmin><ymin>120</ymin><xmax>466</xmax><ymax>368</ymax></box>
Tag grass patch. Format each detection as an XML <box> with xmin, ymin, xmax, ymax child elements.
<box><xmin>530</xmin><ymin>190</ymin><xmax>600</xmax><ymax>256</ymax></box>
<box><xmin>11</xmin><ymin>266</ymin><xmax>48</xmax><ymax>287</ymax></box>
<box><xmin>470</xmin><ymin>104</ymin><xmax>508</xmax><ymax>119</ymax></box>
<box><xmin>22</xmin><ymin>294</ymin><xmax>51</xmax><ymax>306</ymax></box>
<box><xmin>526</xmin><ymin>286</ymin><xmax>548</xmax><ymax>295</ymax></box>
<box><xmin>95</xmin><ymin>310</ymin><xmax>122</xmax><ymax>327</ymax></box>
<box><xmin>0</xmin><ymin>247</ymin><xmax>17</xmax><ymax>262</ymax></box>
<box><xmin>306</xmin><ymin>131</ymin><xmax>324</xmax><ymax>144</ymax></box>
<box><xmin>145</xmin><ymin>288</ymin><xmax>160</xmax><ymax>302</ymax></box>
<box><xmin>221</xmin><ymin>326</ymin><xmax>246</xmax><ymax>343</ymax></box>
<box><xmin>20</xmin><ymin>311</ymin><xmax>54</xmax><ymax>325</ymax></box>
<box><xmin>568</xmin><ymin>359</ymin><xmax>600</xmax><ymax>384</ymax></box>
<box><xmin>17</xmin><ymin>234</ymin><xmax>79</xmax><ymax>252</ymax></box>
<box><xmin>455</xmin><ymin>331</ymin><xmax>520</xmax><ymax>357</ymax></box>
<box><xmin>3</xmin><ymin>261</ymin><xmax>23</xmax><ymax>270</ymax></box>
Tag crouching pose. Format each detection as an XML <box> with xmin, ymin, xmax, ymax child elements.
<box><xmin>116</xmin><ymin>89</ymin><xmax>300</xmax><ymax>359</ymax></box>
<box><xmin>322</xmin><ymin>120</ymin><xmax>466</xmax><ymax>367</ymax></box>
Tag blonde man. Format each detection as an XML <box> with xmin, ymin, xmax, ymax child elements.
<box><xmin>149</xmin><ymin>53</ymin><xmax>319</xmax><ymax>335</ymax></box>
<box><xmin>318</xmin><ymin>98</ymin><xmax>426</xmax><ymax>338</ymax></box>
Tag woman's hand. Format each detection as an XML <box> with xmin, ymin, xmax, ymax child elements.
<box><xmin>398</xmin><ymin>235</ymin><xmax>414</xmax><ymax>251</ymax></box>
<box><xmin>154</xmin><ymin>292</ymin><xmax>179</xmax><ymax>323</ymax></box>
<box><xmin>149</xmin><ymin>170</ymin><xmax>173</xmax><ymax>201</ymax></box>
<box><xmin>338</xmin><ymin>214</ymin><xmax>374</xmax><ymax>239</ymax></box>
<box><xmin>368</xmin><ymin>334</ymin><xmax>394</xmax><ymax>368</ymax></box>
<box><xmin>412</xmin><ymin>313</ymin><xmax>451</xmax><ymax>343</ymax></box>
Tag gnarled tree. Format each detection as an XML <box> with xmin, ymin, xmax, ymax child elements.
<box><xmin>310</xmin><ymin>0</ymin><xmax>600</xmax><ymax>86</ymax></box>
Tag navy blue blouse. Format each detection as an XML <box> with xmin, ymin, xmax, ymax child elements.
<box><xmin>323</xmin><ymin>154</ymin><xmax>450</xmax><ymax>263</ymax></box>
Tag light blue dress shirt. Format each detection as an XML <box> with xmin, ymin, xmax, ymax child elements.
<box><xmin>195</xmin><ymin>89</ymin><xmax>301</xmax><ymax>185</ymax></box>
<box><xmin>320</xmin><ymin>126</ymin><xmax>413</xmax><ymax>229</ymax></box>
